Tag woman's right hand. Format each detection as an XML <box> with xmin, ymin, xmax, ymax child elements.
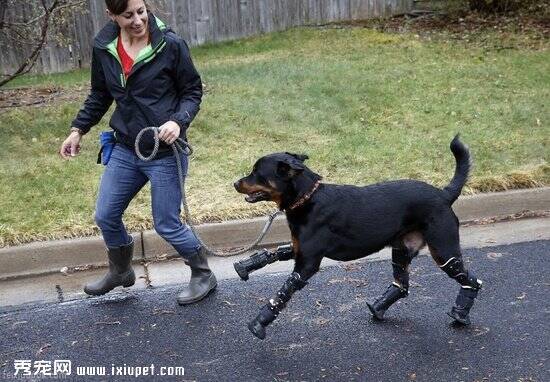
<box><xmin>60</xmin><ymin>130</ymin><xmax>82</xmax><ymax>159</ymax></box>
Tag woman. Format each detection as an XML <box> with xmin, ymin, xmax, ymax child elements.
<box><xmin>59</xmin><ymin>0</ymin><xmax>216</xmax><ymax>305</ymax></box>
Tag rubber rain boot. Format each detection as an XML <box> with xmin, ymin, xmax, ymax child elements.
<box><xmin>177</xmin><ymin>247</ymin><xmax>217</xmax><ymax>305</ymax></box>
<box><xmin>84</xmin><ymin>238</ymin><xmax>135</xmax><ymax>296</ymax></box>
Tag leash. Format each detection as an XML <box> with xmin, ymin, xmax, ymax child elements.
<box><xmin>135</xmin><ymin>126</ymin><xmax>282</xmax><ymax>257</ymax></box>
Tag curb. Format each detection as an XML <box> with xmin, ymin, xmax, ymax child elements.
<box><xmin>0</xmin><ymin>187</ymin><xmax>549</xmax><ymax>281</ymax></box>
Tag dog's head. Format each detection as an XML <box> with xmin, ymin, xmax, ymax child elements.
<box><xmin>234</xmin><ymin>152</ymin><xmax>320</xmax><ymax>210</ymax></box>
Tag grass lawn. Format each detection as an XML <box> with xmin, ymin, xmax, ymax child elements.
<box><xmin>0</xmin><ymin>23</ymin><xmax>548</xmax><ymax>247</ymax></box>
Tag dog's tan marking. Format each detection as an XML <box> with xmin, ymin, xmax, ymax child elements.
<box><xmin>402</xmin><ymin>231</ymin><xmax>425</xmax><ymax>253</ymax></box>
<box><xmin>237</xmin><ymin>181</ymin><xmax>270</xmax><ymax>195</ymax></box>
<box><xmin>237</xmin><ymin>180</ymin><xmax>282</xmax><ymax>206</ymax></box>
<box><xmin>291</xmin><ymin>235</ymin><xmax>300</xmax><ymax>257</ymax></box>
<box><xmin>267</xmin><ymin>180</ymin><xmax>283</xmax><ymax>208</ymax></box>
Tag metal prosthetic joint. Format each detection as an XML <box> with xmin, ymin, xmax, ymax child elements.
<box><xmin>234</xmin><ymin>244</ymin><xmax>294</xmax><ymax>281</ymax></box>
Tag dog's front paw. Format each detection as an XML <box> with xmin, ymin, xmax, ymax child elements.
<box><xmin>248</xmin><ymin>320</ymin><xmax>266</xmax><ymax>340</ymax></box>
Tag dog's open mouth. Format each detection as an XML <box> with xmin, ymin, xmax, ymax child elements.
<box><xmin>245</xmin><ymin>191</ymin><xmax>270</xmax><ymax>203</ymax></box>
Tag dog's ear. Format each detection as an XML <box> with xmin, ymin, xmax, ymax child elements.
<box><xmin>277</xmin><ymin>160</ymin><xmax>304</xmax><ymax>178</ymax></box>
<box><xmin>285</xmin><ymin>152</ymin><xmax>309</xmax><ymax>162</ymax></box>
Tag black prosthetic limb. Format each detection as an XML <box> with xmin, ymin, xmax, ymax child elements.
<box><xmin>234</xmin><ymin>244</ymin><xmax>294</xmax><ymax>281</ymax></box>
<box><xmin>367</xmin><ymin>248</ymin><xmax>414</xmax><ymax>320</ymax></box>
<box><xmin>440</xmin><ymin>257</ymin><xmax>482</xmax><ymax>325</ymax></box>
<box><xmin>367</xmin><ymin>283</ymin><xmax>408</xmax><ymax>320</ymax></box>
<box><xmin>248</xmin><ymin>272</ymin><xmax>307</xmax><ymax>339</ymax></box>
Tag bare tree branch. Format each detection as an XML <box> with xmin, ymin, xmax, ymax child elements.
<box><xmin>0</xmin><ymin>0</ymin><xmax>88</xmax><ymax>87</ymax></box>
<box><xmin>0</xmin><ymin>0</ymin><xmax>62</xmax><ymax>87</ymax></box>
<box><xmin>3</xmin><ymin>0</ymin><xmax>85</xmax><ymax>27</ymax></box>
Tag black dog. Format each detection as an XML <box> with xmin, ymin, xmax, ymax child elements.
<box><xmin>234</xmin><ymin>135</ymin><xmax>482</xmax><ymax>339</ymax></box>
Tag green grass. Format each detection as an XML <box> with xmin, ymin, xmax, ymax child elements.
<box><xmin>0</xmin><ymin>26</ymin><xmax>548</xmax><ymax>247</ymax></box>
<box><xmin>3</xmin><ymin>68</ymin><xmax>91</xmax><ymax>89</ymax></box>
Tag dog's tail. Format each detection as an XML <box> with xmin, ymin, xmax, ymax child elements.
<box><xmin>443</xmin><ymin>134</ymin><xmax>472</xmax><ymax>204</ymax></box>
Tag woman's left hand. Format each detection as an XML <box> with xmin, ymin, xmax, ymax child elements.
<box><xmin>158</xmin><ymin>121</ymin><xmax>181</xmax><ymax>145</ymax></box>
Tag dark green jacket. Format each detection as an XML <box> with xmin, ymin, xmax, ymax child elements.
<box><xmin>71</xmin><ymin>13</ymin><xmax>202</xmax><ymax>155</ymax></box>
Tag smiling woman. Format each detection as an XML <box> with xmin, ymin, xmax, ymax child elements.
<box><xmin>57</xmin><ymin>0</ymin><xmax>217</xmax><ymax>305</ymax></box>
<box><xmin>106</xmin><ymin>0</ymin><xmax>149</xmax><ymax>39</ymax></box>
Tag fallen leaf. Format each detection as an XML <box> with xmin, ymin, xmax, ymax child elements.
<box><xmin>152</xmin><ymin>309</ymin><xmax>175</xmax><ymax>315</ymax></box>
<box><xmin>487</xmin><ymin>252</ymin><xmax>503</xmax><ymax>260</ymax></box>
<box><xmin>36</xmin><ymin>343</ymin><xmax>51</xmax><ymax>357</ymax></box>
<box><xmin>95</xmin><ymin>320</ymin><xmax>121</xmax><ymax>326</ymax></box>
<box><xmin>474</xmin><ymin>327</ymin><xmax>490</xmax><ymax>336</ymax></box>
<box><xmin>315</xmin><ymin>318</ymin><xmax>330</xmax><ymax>326</ymax></box>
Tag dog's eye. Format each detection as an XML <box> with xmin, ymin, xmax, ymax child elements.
<box><xmin>256</xmin><ymin>175</ymin><xmax>268</xmax><ymax>184</ymax></box>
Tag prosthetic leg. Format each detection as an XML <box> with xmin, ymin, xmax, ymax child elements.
<box><xmin>440</xmin><ymin>257</ymin><xmax>482</xmax><ymax>325</ymax></box>
<box><xmin>233</xmin><ymin>244</ymin><xmax>294</xmax><ymax>281</ymax></box>
<box><xmin>248</xmin><ymin>272</ymin><xmax>308</xmax><ymax>339</ymax></box>
<box><xmin>367</xmin><ymin>247</ymin><xmax>417</xmax><ymax>320</ymax></box>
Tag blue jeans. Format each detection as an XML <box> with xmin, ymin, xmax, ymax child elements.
<box><xmin>95</xmin><ymin>144</ymin><xmax>201</xmax><ymax>257</ymax></box>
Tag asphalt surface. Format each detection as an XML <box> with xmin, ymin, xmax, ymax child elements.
<box><xmin>1</xmin><ymin>240</ymin><xmax>548</xmax><ymax>382</ymax></box>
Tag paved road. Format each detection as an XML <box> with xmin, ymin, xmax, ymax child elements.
<box><xmin>1</xmin><ymin>240</ymin><xmax>548</xmax><ymax>381</ymax></box>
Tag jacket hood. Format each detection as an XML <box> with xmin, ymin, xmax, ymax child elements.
<box><xmin>94</xmin><ymin>12</ymin><xmax>167</xmax><ymax>50</ymax></box>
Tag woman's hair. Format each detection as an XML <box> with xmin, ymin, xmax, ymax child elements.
<box><xmin>105</xmin><ymin>0</ymin><xmax>148</xmax><ymax>15</ymax></box>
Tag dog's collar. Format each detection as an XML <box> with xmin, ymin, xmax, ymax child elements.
<box><xmin>286</xmin><ymin>180</ymin><xmax>322</xmax><ymax>211</ymax></box>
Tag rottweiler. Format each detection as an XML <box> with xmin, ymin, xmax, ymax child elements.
<box><xmin>234</xmin><ymin>135</ymin><xmax>482</xmax><ymax>339</ymax></box>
